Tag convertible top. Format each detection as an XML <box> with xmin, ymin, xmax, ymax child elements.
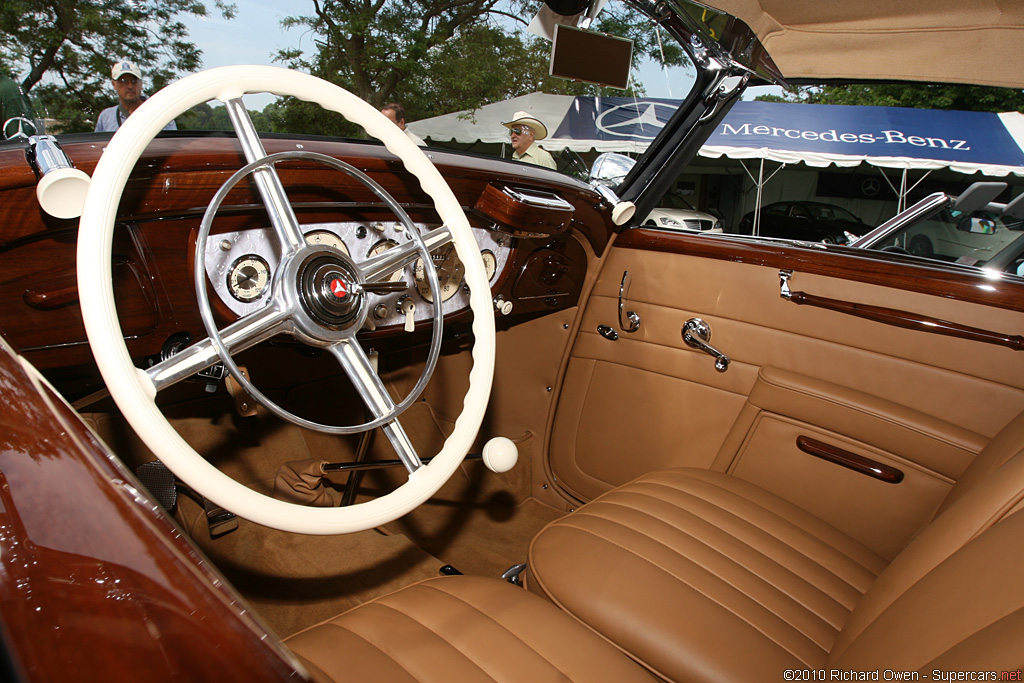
<box><xmin>695</xmin><ymin>0</ymin><xmax>1024</xmax><ymax>89</ymax></box>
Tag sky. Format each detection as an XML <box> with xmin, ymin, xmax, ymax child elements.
<box><xmin>179</xmin><ymin>0</ymin><xmax>706</xmax><ymax>112</ymax></box>
<box><xmin>180</xmin><ymin>0</ymin><xmax>302</xmax><ymax>109</ymax></box>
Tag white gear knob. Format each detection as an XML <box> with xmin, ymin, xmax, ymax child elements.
<box><xmin>481</xmin><ymin>436</ymin><xmax>518</xmax><ymax>473</ymax></box>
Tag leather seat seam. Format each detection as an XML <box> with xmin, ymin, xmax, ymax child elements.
<box><xmin>555</xmin><ymin>523</ymin><xmax>830</xmax><ymax>666</ymax></box>
<box><xmin>584</xmin><ymin>495</ymin><xmax>857</xmax><ymax>619</ymax></box>
<box><xmin>414</xmin><ymin>584</ymin><xmax>574</xmax><ymax>682</ymax></box>
<box><xmin>572</xmin><ymin>498</ymin><xmax>852</xmax><ymax>633</ymax></box>
<box><xmin>590</xmin><ymin>474</ymin><xmax>882</xmax><ymax>578</ymax></box>
<box><xmin>316</xmin><ymin>621</ymin><xmax>421</xmax><ymax>682</ymax></box>
<box><xmin>637</xmin><ymin>473</ymin><xmax>884</xmax><ymax>572</ymax></box>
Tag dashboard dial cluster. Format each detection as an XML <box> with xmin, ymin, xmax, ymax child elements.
<box><xmin>204</xmin><ymin>220</ymin><xmax>510</xmax><ymax>328</ymax></box>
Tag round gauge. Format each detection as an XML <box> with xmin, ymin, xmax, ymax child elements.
<box><xmin>415</xmin><ymin>243</ymin><xmax>465</xmax><ymax>303</ymax></box>
<box><xmin>228</xmin><ymin>255</ymin><xmax>271</xmax><ymax>303</ymax></box>
<box><xmin>367</xmin><ymin>239</ymin><xmax>404</xmax><ymax>282</ymax></box>
<box><xmin>305</xmin><ymin>229</ymin><xmax>349</xmax><ymax>255</ymax></box>
<box><xmin>481</xmin><ymin>249</ymin><xmax>497</xmax><ymax>281</ymax></box>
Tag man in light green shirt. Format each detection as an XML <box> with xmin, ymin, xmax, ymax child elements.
<box><xmin>502</xmin><ymin>111</ymin><xmax>556</xmax><ymax>169</ymax></box>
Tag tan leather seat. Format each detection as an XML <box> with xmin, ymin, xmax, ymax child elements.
<box><xmin>285</xmin><ymin>575</ymin><xmax>656</xmax><ymax>682</ymax></box>
<box><xmin>527</xmin><ymin>412</ymin><xmax>1024</xmax><ymax>681</ymax></box>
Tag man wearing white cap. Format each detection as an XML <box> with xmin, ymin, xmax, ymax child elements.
<box><xmin>95</xmin><ymin>61</ymin><xmax>177</xmax><ymax>132</ymax></box>
<box><xmin>502</xmin><ymin>111</ymin><xmax>556</xmax><ymax>169</ymax></box>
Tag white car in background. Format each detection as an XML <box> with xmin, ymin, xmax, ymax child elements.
<box><xmin>643</xmin><ymin>191</ymin><xmax>723</xmax><ymax>232</ymax></box>
<box><xmin>588</xmin><ymin>152</ymin><xmax>722</xmax><ymax>232</ymax></box>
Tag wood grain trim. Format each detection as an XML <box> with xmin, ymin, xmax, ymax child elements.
<box><xmin>796</xmin><ymin>435</ymin><xmax>905</xmax><ymax>484</ymax></box>
<box><xmin>786</xmin><ymin>290</ymin><xmax>1024</xmax><ymax>351</ymax></box>
<box><xmin>614</xmin><ymin>228</ymin><xmax>1024</xmax><ymax>313</ymax></box>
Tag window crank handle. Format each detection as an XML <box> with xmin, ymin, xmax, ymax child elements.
<box><xmin>682</xmin><ymin>318</ymin><xmax>730</xmax><ymax>372</ymax></box>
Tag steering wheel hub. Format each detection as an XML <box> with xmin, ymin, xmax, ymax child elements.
<box><xmin>299</xmin><ymin>253</ymin><xmax>362</xmax><ymax>329</ymax></box>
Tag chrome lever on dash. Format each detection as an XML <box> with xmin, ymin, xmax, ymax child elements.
<box><xmin>682</xmin><ymin>318</ymin><xmax>730</xmax><ymax>372</ymax></box>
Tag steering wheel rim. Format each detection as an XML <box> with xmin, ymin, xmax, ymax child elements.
<box><xmin>77</xmin><ymin>65</ymin><xmax>496</xmax><ymax>535</ymax></box>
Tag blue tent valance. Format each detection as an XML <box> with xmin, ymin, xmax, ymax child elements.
<box><xmin>547</xmin><ymin>98</ymin><xmax>1024</xmax><ymax>176</ymax></box>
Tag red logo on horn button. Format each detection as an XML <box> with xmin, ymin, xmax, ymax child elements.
<box><xmin>330</xmin><ymin>278</ymin><xmax>347</xmax><ymax>298</ymax></box>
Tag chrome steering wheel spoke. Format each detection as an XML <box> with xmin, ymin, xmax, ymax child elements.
<box><xmin>358</xmin><ymin>225</ymin><xmax>451</xmax><ymax>284</ymax></box>
<box><xmin>145</xmin><ymin>303</ymin><xmax>292</xmax><ymax>392</ymax></box>
<box><xmin>329</xmin><ymin>339</ymin><xmax>423</xmax><ymax>473</ymax></box>
<box><xmin>223</xmin><ymin>97</ymin><xmax>306</xmax><ymax>253</ymax></box>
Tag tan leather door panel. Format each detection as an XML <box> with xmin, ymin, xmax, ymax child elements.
<box><xmin>548</xmin><ymin>232</ymin><xmax>1024</xmax><ymax>557</ymax></box>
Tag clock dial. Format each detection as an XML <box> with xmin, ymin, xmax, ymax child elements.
<box><xmin>227</xmin><ymin>255</ymin><xmax>271</xmax><ymax>303</ymax></box>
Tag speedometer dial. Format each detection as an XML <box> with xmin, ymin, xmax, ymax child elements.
<box><xmin>414</xmin><ymin>243</ymin><xmax>465</xmax><ymax>303</ymax></box>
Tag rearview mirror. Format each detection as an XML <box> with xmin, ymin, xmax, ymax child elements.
<box><xmin>550</xmin><ymin>23</ymin><xmax>633</xmax><ymax>90</ymax></box>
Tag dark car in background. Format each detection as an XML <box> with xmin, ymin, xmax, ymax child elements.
<box><xmin>738</xmin><ymin>200</ymin><xmax>871</xmax><ymax>244</ymax></box>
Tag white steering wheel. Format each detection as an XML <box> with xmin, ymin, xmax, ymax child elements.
<box><xmin>78</xmin><ymin>66</ymin><xmax>496</xmax><ymax>534</ymax></box>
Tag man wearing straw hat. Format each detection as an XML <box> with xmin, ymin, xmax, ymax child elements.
<box><xmin>502</xmin><ymin>110</ymin><xmax>556</xmax><ymax>169</ymax></box>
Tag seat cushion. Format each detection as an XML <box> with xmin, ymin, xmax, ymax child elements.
<box><xmin>527</xmin><ymin>468</ymin><xmax>889</xmax><ymax>682</ymax></box>
<box><xmin>285</xmin><ymin>575</ymin><xmax>655</xmax><ymax>683</ymax></box>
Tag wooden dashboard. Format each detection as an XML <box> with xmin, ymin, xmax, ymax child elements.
<box><xmin>0</xmin><ymin>134</ymin><xmax>614</xmax><ymax>390</ymax></box>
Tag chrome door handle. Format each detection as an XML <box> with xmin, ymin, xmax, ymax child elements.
<box><xmin>682</xmin><ymin>318</ymin><xmax>730</xmax><ymax>372</ymax></box>
<box><xmin>618</xmin><ymin>271</ymin><xmax>640</xmax><ymax>333</ymax></box>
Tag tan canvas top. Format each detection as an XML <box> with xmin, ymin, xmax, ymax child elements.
<box><xmin>697</xmin><ymin>1</ymin><xmax>1024</xmax><ymax>89</ymax></box>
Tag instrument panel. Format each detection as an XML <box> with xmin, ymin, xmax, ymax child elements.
<box><xmin>203</xmin><ymin>220</ymin><xmax>512</xmax><ymax>330</ymax></box>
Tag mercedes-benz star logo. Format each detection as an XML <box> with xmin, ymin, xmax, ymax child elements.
<box><xmin>3</xmin><ymin>116</ymin><xmax>37</xmax><ymax>141</ymax></box>
<box><xmin>861</xmin><ymin>178</ymin><xmax>882</xmax><ymax>197</ymax></box>
<box><xmin>595</xmin><ymin>102</ymin><xmax>677</xmax><ymax>140</ymax></box>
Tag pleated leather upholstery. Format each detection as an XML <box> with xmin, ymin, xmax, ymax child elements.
<box><xmin>285</xmin><ymin>575</ymin><xmax>655</xmax><ymax>682</ymax></box>
<box><xmin>527</xmin><ymin>468</ymin><xmax>889</xmax><ymax>682</ymax></box>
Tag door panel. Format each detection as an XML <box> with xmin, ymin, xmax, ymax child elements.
<box><xmin>548</xmin><ymin>229</ymin><xmax>1024</xmax><ymax>558</ymax></box>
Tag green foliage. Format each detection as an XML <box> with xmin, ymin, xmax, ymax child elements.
<box><xmin>273</xmin><ymin>0</ymin><xmax>675</xmax><ymax>132</ymax></box>
<box><xmin>174</xmin><ymin>101</ymin><xmax>271</xmax><ymax>131</ymax></box>
<box><xmin>400</xmin><ymin>23</ymin><xmax>635</xmax><ymax>123</ymax></box>
<box><xmin>278</xmin><ymin>0</ymin><xmax>511</xmax><ymax>106</ymax></box>
<box><xmin>1</xmin><ymin>0</ymin><xmax>236</xmax><ymax>132</ymax></box>
<box><xmin>756</xmin><ymin>83</ymin><xmax>1024</xmax><ymax>113</ymax></box>
<box><xmin>6</xmin><ymin>0</ymin><xmax>687</xmax><ymax>136</ymax></box>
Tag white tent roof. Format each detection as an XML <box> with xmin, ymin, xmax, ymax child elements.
<box><xmin>407</xmin><ymin>93</ymin><xmax>575</xmax><ymax>148</ymax></box>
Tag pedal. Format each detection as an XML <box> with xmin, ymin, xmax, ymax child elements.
<box><xmin>225</xmin><ymin>365</ymin><xmax>258</xmax><ymax>417</ymax></box>
<box><xmin>135</xmin><ymin>460</ymin><xmax>178</xmax><ymax>511</ymax></box>
<box><xmin>204</xmin><ymin>499</ymin><xmax>238</xmax><ymax>538</ymax></box>
<box><xmin>136</xmin><ymin>460</ymin><xmax>237</xmax><ymax>538</ymax></box>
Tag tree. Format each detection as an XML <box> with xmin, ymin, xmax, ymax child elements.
<box><xmin>402</xmin><ymin>23</ymin><xmax>633</xmax><ymax>122</ymax></box>
<box><xmin>270</xmin><ymin>0</ymin><xmax>686</xmax><ymax>136</ymax></box>
<box><xmin>0</xmin><ymin>0</ymin><xmax>236</xmax><ymax>132</ymax></box>
<box><xmin>756</xmin><ymin>83</ymin><xmax>1024</xmax><ymax>113</ymax></box>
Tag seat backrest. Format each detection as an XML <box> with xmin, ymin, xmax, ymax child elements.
<box><xmin>935</xmin><ymin>407</ymin><xmax>1024</xmax><ymax>517</ymax></box>
<box><xmin>828</xmin><ymin>417</ymin><xmax>1024</xmax><ymax>671</ymax></box>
